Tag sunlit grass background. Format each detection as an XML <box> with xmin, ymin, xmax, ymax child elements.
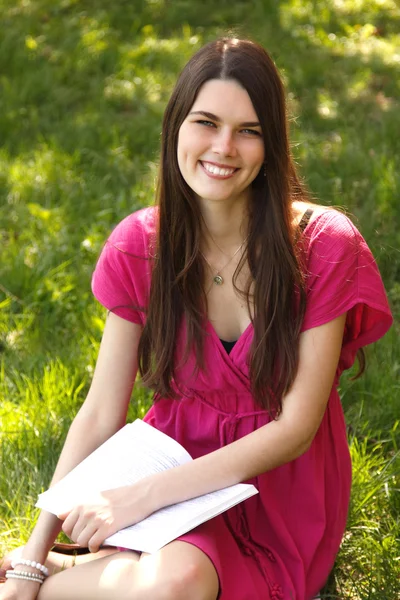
<box><xmin>0</xmin><ymin>1</ymin><xmax>399</xmax><ymax>597</ymax></box>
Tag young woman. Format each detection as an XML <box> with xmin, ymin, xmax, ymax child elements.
<box><xmin>0</xmin><ymin>37</ymin><xmax>393</xmax><ymax>600</ymax></box>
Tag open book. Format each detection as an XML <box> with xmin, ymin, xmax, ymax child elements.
<box><xmin>36</xmin><ymin>419</ymin><xmax>258</xmax><ymax>553</ymax></box>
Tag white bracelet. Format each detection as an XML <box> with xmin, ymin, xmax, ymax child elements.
<box><xmin>7</xmin><ymin>570</ymin><xmax>45</xmax><ymax>581</ymax></box>
<box><xmin>8</xmin><ymin>570</ymin><xmax>45</xmax><ymax>579</ymax></box>
<box><xmin>10</xmin><ymin>558</ymin><xmax>48</xmax><ymax>577</ymax></box>
<box><xmin>6</xmin><ymin>571</ymin><xmax>44</xmax><ymax>584</ymax></box>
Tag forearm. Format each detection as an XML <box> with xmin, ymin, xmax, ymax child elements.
<box><xmin>147</xmin><ymin>316</ymin><xmax>345</xmax><ymax>512</ymax></box>
<box><xmin>148</xmin><ymin>418</ymin><xmax>309</xmax><ymax>512</ymax></box>
<box><xmin>45</xmin><ymin>418</ymin><xmax>307</xmax><ymax>553</ymax></box>
<box><xmin>24</xmin><ymin>409</ymin><xmax>122</xmax><ymax>559</ymax></box>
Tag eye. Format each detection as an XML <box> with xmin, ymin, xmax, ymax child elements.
<box><xmin>195</xmin><ymin>120</ymin><xmax>216</xmax><ymax>128</ymax></box>
<box><xmin>240</xmin><ymin>128</ymin><xmax>262</xmax><ymax>136</ymax></box>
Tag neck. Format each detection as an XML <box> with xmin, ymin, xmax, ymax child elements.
<box><xmin>199</xmin><ymin>197</ymin><xmax>249</xmax><ymax>251</ymax></box>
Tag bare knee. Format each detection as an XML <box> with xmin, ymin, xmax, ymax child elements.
<box><xmin>156</xmin><ymin>561</ymin><xmax>218</xmax><ymax>600</ymax></box>
<box><xmin>133</xmin><ymin>546</ymin><xmax>219</xmax><ymax>600</ymax></box>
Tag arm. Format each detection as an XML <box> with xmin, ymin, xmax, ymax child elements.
<box><xmin>21</xmin><ymin>312</ymin><xmax>141</xmax><ymax>563</ymax></box>
<box><xmin>147</xmin><ymin>312</ymin><xmax>347</xmax><ymax>507</ymax></box>
<box><xmin>60</xmin><ymin>313</ymin><xmax>347</xmax><ymax>553</ymax></box>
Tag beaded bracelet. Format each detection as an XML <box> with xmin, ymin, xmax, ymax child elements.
<box><xmin>6</xmin><ymin>570</ymin><xmax>45</xmax><ymax>584</ymax></box>
<box><xmin>7</xmin><ymin>569</ymin><xmax>45</xmax><ymax>581</ymax></box>
<box><xmin>11</xmin><ymin>558</ymin><xmax>49</xmax><ymax>577</ymax></box>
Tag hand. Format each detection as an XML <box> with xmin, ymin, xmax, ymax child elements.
<box><xmin>0</xmin><ymin>547</ymin><xmax>42</xmax><ymax>600</ymax></box>
<box><xmin>58</xmin><ymin>482</ymin><xmax>156</xmax><ymax>553</ymax></box>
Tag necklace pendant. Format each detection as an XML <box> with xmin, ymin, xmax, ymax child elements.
<box><xmin>213</xmin><ymin>274</ymin><xmax>224</xmax><ymax>285</ymax></box>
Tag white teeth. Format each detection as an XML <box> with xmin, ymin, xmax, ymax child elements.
<box><xmin>202</xmin><ymin>162</ymin><xmax>236</xmax><ymax>176</ymax></box>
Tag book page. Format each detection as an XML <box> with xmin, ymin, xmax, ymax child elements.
<box><xmin>36</xmin><ymin>419</ymin><xmax>258</xmax><ymax>551</ymax></box>
<box><xmin>36</xmin><ymin>420</ymin><xmax>192</xmax><ymax>515</ymax></box>
<box><xmin>105</xmin><ymin>484</ymin><xmax>258</xmax><ymax>554</ymax></box>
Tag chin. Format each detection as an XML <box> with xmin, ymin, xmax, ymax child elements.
<box><xmin>193</xmin><ymin>184</ymin><xmax>238</xmax><ymax>201</ymax></box>
<box><xmin>198</xmin><ymin>191</ymin><xmax>235</xmax><ymax>203</ymax></box>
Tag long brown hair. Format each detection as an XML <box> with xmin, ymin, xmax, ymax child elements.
<box><xmin>137</xmin><ymin>38</ymin><xmax>359</xmax><ymax>414</ymax></box>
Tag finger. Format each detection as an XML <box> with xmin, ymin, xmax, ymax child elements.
<box><xmin>69</xmin><ymin>507</ymin><xmax>101</xmax><ymax>544</ymax></box>
<box><xmin>0</xmin><ymin>549</ymin><xmax>20</xmax><ymax>572</ymax></box>
<box><xmin>61</xmin><ymin>509</ymin><xmax>80</xmax><ymax>538</ymax></box>
<box><xmin>0</xmin><ymin>557</ymin><xmax>10</xmax><ymax>572</ymax></box>
<box><xmin>76</xmin><ymin>522</ymin><xmax>99</xmax><ymax>549</ymax></box>
<box><xmin>87</xmin><ymin>530</ymin><xmax>106</xmax><ymax>554</ymax></box>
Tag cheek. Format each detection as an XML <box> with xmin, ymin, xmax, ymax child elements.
<box><xmin>177</xmin><ymin>132</ymin><xmax>197</xmax><ymax>186</ymax></box>
<box><xmin>249</xmin><ymin>143</ymin><xmax>265</xmax><ymax>167</ymax></box>
<box><xmin>179</xmin><ymin>124</ymin><xmax>211</xmax><ymax>158</ymax></box>
<box><xmin>177</xmin><ymin>131</ymin><xmax>187</xmax><ymax>173</ymax></box>
<box><xmin>177</xmin><ymin>128</ymin><xmax>192</xmax><ymax>165</ymax></box>
<box><xmin>239</xmin><ymin>138</ymin><xmax>264</xmax><ymax>167</ymax></box>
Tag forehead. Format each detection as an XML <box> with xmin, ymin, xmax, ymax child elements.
<box><xmin>189</xmin><ymin>79</ymin><xmax>258</xmax><ymax>121</ymax></box>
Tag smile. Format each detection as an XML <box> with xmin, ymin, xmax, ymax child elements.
<box><xmin>200</xmin><ymin>161</ymin><xmax>238</xmax><ymax>178</ymax></box>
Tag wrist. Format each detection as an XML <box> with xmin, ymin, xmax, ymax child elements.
<box><xmin>11</xmin><ymin>559</ymin><xmax>49</xmax><ymax>577</ymax></box>
<box><xmin>138</xmin><ymin>473</ymin><xmax>168</xmax><ymax>515</ymax></box>
<box><xmin>143</xmin><ymin>469</ymin><xmax>182</xmax><ymax>514</ymax></box>
<box><xmin>5</xmin><ymin>570</ymin><xmax>45</xmax><ymax>586</ymax></box>
<box><xmin>4</xmin><ymin>576</ymin><xmax>43</xmax><ymax>588</ymax></box>
<box><xmin>21</xmin><ymin>542</ymin><xmax>52</xmax><ymax>566</ymax></box>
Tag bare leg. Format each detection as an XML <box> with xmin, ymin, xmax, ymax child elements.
<box><xmin>37</xmin><ymin>541</ymin><xmax>219</xmax><ymax>600</ymax></box>
<box><xmin>46</xmin><ymin>547</ymin><xmax>125</xmax><ymax>572</ymax></box>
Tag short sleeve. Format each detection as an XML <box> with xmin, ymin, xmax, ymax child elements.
<box><xmin>300</xmin><ymin>210</ymin><xmax>393</xmax><ymax>370</ymax></box>
<box><xmin>91</xmin><ymin>207</ymin><xmax>156</xmax><ymax>325</ymax></box>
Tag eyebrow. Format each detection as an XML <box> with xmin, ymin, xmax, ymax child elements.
<box><xmin>189</xmin><ymin>110</ymin><xmax>261</xmax><ymax>128</ymax></box>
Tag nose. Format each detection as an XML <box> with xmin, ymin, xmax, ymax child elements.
<box><xmin>212</xmin><ymin>128</ymin><xmax>237</xmax><ymax>157</ymax></box>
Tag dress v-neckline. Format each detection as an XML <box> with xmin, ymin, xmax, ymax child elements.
<box><xmin>204</xmin><ymin>207</ymin><xmax>315</xmax><ymax>361</ymax></box>
<box><xmin>207</xmin><ymin>319</ymin><xmax>253</xmax><ymax>359</ymax></box>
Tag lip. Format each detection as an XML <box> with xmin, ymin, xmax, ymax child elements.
<box><xmin>201</xmin><ymin>160</ymin><xmax>238</xmax><ymax>169</ymax></box>
<box><xmin>199</xmin><ymin>161</ymin><xmax>239</xmax><ymax>179</ymax></box>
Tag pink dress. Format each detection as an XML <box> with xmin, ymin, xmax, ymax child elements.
<box><xmin>92</xmin><ymin>207</ymin><xmax>392</xmax><ymax>600</ymax></box>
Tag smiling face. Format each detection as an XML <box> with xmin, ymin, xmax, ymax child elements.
<box><xmin>177</xmin><ymin>79</ymin><xmax>265</xmax><ymax>208</ymax></box>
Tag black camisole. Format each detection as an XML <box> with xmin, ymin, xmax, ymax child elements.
<box><xmin>219</xmin><ymin>338</ymin><xmax>237</xmax><ymax>354</ymax></box>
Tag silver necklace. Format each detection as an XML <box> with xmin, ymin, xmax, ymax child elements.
<box><xmin>200</xmin><ymin>239</ymin><xmax>247</xmax><ymax>286</ymax></box>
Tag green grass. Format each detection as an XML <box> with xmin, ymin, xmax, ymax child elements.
<box><xmin>0</xmin><ymin>1</ymin><xmax>399</xmax><ymax>597</ymax></box>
